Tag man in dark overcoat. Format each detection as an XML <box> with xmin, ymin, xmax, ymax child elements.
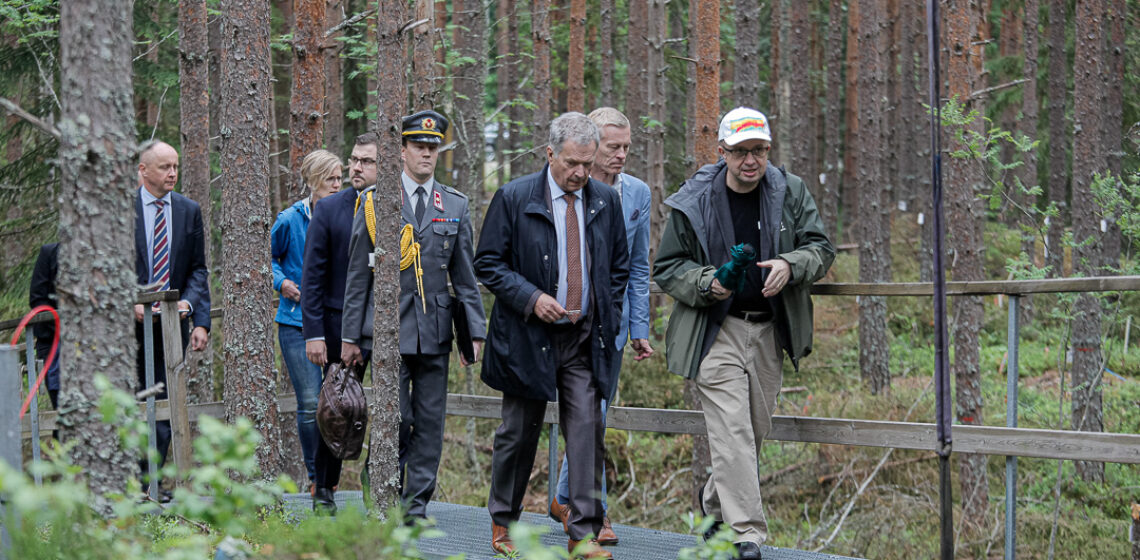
<box><xmin>475</xmin><ymin>112</ymin><xmax>629</xmax><ymax>559</ymax></box>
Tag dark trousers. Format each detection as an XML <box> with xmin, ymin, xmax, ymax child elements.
<box><xmin>135</xmin><ymin>318</ymin><xmax>190</xmax><ymax>476</ymax></box>
<box><xmin>488</xmin><ymin>320</ymin><xmax>605</xmax><ymax>540</ymax></box>
<box><xmin>314</xmin><ymin>310</ymin><xmax>369</xmax><ymax>490</ymax></box>
<box><xmin>399</xmin><ymin>352</ymin><xmax>449</xmax><ymax>517</ymax></box>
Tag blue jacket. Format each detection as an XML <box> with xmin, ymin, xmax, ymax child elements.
<box><xmin>475</xmin><ymin>167</ymin><xmax>630</xmax><ymax>401</ymax></box>
<box><xmin>615</xmin><ymin>174</ymin><xmax>652</xmax><ymax>348</ymax></box>
<box><xmin>271</xmin><ymin>198</ymin><xmax>310</xmax><ymax>327</ymax></box>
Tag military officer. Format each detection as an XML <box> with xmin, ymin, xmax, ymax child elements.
<box><xmin>340</xmin><ymin>110</ymin><xmax>486</xmax><ymax>521</ymax></box>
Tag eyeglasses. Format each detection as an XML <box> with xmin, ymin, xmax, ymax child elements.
<box><xmin>349</xmin><ymin>156</ymin><xmax>377</xmax><ymax>166</ymax></box>
<box><xmin>723</xmin><ymin>145</ymin><xmax>771</xmax><ymax>160</ymax></box>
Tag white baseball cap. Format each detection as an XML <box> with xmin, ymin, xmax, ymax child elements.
<box><xmin>718</xmin><ymin>107</ymin><xmax>772</xmax><ymax>146</ymax></box>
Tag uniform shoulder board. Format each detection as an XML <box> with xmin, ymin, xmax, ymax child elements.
<box><xmin>438</xmin><ymin>183</ymin><xmax>467</xmax><ymax>200</ymax></box>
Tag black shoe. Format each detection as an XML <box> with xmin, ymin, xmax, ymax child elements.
<box><xmin>313</xmin><ymin>487</ymin><xmax>337</xmax><ymax>515</ymax></box>
<box><xmin>697</xmin><ymin>485</ymin><xmax>724</xmax><ymax>541</ymax></box>
<box><xmin>735</xmin><ymin>542</ymin><xmax>763</xmax><ymax>560</ymax></box>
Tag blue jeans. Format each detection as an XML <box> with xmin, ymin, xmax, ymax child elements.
<box><xmin>556</xmin><ymin>348</ymin><xmax>623</xmax><ymax>512</ymax></box>
<box><xmin>278</xmin><ymin>324</ymin><xmax>322</xmax><ymax>484</ymax></box>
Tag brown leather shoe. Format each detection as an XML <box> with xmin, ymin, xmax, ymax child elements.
<box><xmin>568</xmin><ymin>538</ymin><xmax>613</xmax><ymax>559</ymax></box>
<box><xmin>549</xmin><ymin>496</ymin><xmax>570</xmax><ymax>534</ymax></box>
<box><xmin>491</xmin><ymin>523</ymin><xmax>515</xmax><ymax>554</ymax></box>
<box><xmin>596</xmin><ymin>515</ymin><xmax>619</xmax><ymax>545</ymax></box>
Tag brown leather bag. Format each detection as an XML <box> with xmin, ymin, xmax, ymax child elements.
<box><xmin>316</xmin><ymin>362</ymin><xmax>368</xmax><ymax>460</ymax></box>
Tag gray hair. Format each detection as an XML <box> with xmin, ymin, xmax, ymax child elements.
<box><xmin>548</xmin><ymin>112</ymin><xmax>600</xmax><ymax>157</ymax></box>
<box><xmin>587</xmin><ymin>107</ymin><xmax>630</xmax><ymax>131</ymax></box>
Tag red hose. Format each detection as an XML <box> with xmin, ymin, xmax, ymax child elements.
<box><xmin>10</xmin><ymin>305</ymin><xmax>60</xmax><ymax>419</ymax></box>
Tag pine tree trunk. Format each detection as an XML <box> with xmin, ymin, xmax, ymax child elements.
<box><xmin>454</xmin><ymin>0</ymin><xmax>488</xmax><ymax>228</ymax></box>
<box><xmin>290</xmin><ymin>0</ymin><xmax>327</xmax><ymax>202</ymax></box>
<box><xmin>842</xmin><ymin>0</ymin><xmax>860</xmax><ymax>242</ymax></box>
<box><xmin>647</xmin><ymin>0</ymin><xmax>666</xmax><ymax>265</ymax></box>
<box><xmin>626</xmin><ymin>0</ymin><xmax>648</xmax><ymax>179</ymax></box>
<box><xmin>822</xmin><ymin>0</ymin><xmax>843</xmax><ymax>243</ymax></box>
<box><xmin>532</xmin><ymin>0</ymin><xmax>552</xmax><ymax>157</ymax></box>
<box><xmin>1044</xmin><ymin>0</ymin><xmax>1067</xmax><ymax>277</ymax></box>
<box><xmin>599</xmin><ymin>0</ymin><xmax>614</xmax><ymax>106</ymax></box>
<box><xmin>566</xmin><ymin>0</ymin><xmax>586</xmax><ymax>112</ymax></box>
<box><xmin>944</xmin><ymin>0</ymin><xmax>990</xmax><ymax>524</ymax></box>
<box><xmin>1100</xmin><ymin>0</ymin><xmax>1123</xmax><ymax>270</ymax></box>
<box><xmin>856</xmin><ymin>0</ymin><xmax>890</xmax><ymax>396</ymax></box>
<box><xmin>411</xmin><ymin>0</ymin><xmax>436</xmax><ymax>110</ymax></box>
<box><xmin>273</xmin><ymin>0</ymin><xmax>294</xmax><ymax>210</ymax></box>
<box><xmin>57</xmin><ymin>0</ymin><xmax>138</xmax><ymax>512</ymax></box>
<box><xmin>1070</xmin><ymin>0</ymin><xmax>1106</xmax><ymax>483</ymax></box>
<box><xmin>1018</xmin><ymin>0</ymin><xmax>1040</xmax><ymax>315</ymax></box>
<box><xmin>733</xmin><ymin>0</ymin><xmax>761</xmax><ymax>108</ymax></box>
<box><xmin>495</xmin><ymin>0</ymin><xmax>513</xmax><ymax>186</ymax></box>
<box><xmin>179</xmin><ymin>0</ymin><xmax>215</xmax><ymax>405</ymax></box>
<box><xmin>220</xmin><ymin>0</ymin><xmax>286</xmax><ymax>478</ymax></box>
<box><xmin>324</xmin><ymin>0</ymin><xmax>345</xmax><ymax>157</ymax></box>
<box><xmin>787</xmin><ymin>0</ymin><xmax>812</xmax><ymax>183</ymax></box>
<box><xmin>367</xmin><ymin>0</ymin><xmax>408</xmax><ymax>514</ymax></box>
<box><xmin>915</xmin><ymin>0</ymin><xmax>933</xmax><ymax>283</ymax></box>
<box><xmin>692</xmin><ymin>0</ymin><xmax>720</xmax><ymax>166</ymax></box>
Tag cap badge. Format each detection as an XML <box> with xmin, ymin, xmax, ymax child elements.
<box><xmin>422</xmin><ymin>117</ymin><xmax>436</xmax><ymax>130</ymax></box>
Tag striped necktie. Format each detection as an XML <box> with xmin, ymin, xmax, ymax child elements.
<box><xmin>152</xmin><ymin>199</ymin><xmax>171</xmax><ymax>291</ymax></box>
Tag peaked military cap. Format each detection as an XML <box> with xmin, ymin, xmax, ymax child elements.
<box><xmin>402</xmin><ymin>110</ymin><xmax>448</xmax><ymax>144</ymax></box>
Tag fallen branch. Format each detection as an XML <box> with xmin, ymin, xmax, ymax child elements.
<box><xmin>136</xmin><ymin>382</ymin><xmax>167</xmax><ymax>401</ymax></box>
<box><xmin>759</xmin><ymin>460</ymin><xmax>808</xmax><ymax>485</ymax></box>
<box><xmin>780</xmin><ymin>385</ymin><xmax>808</xmax><ymax>394</ymax></box>
<box><xmin>970</xmin><ymin>79</ymin><xmax>1028</xmax><ymax>100</ymax></box>
<box><xmin>816</xmin><ymin>453</ymin><xmax>936</xmax><ymax>485</ymax></box>
<box><xmin>0</xmin><ymin>97</ymin><xmax>61</xmax><ymax>140</ymax></box>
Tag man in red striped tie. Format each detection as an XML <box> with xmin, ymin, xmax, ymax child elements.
<box><xmin>133</xmin><ymin>140</ymin><xmax>211</xmax><ymax>493</ymax></box>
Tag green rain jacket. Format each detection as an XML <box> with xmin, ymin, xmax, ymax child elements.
<box><xmin>653</xmin><ymin>161</ymin><xmax>834</xmax><ymax>379</ymax></box>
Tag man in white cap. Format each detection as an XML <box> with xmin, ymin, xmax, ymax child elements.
<box><xmin>653</xmin><ymin>107</ymin><xmax>834</xmax><ymax>559</ymax></box>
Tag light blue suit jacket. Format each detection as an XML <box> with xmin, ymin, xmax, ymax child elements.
<box><xmin>615</xmin><ymin>173</ymin><xmax>652</xmax><ymax>350</ymax></box>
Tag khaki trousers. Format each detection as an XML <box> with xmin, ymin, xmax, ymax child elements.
<box><xmin>696</xmin><ymin>315</ymin><xmax>783</xmax><ymax>546</ymax></box>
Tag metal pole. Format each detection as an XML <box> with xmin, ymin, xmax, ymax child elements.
<box><xmin>143</xmin><ymin>307</ymin><xmax>158</xmax><ymax>502</ymax></box>
<box><xmin>1006</xmin><ymin>296</ymin><xmax>1020</xmax><ymax>560</ymax></box>
<box><xmin>0</xmin><ymin>344</ymin><xmax>21</xmax><ymax>558</ymax></box>
<box><xmin>23</xmin><ymin>344</ymin><xmax>41</xmax><ymax>486</ymax></box>
<box><xmin>926</xmin><ymin>1</ymin><xmax>954</xmax><ymax>559</ymax></box>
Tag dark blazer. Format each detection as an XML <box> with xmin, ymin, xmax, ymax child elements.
<box><xmin>301</xmin><ymin>186</ymin><xmax>359</xmax><ymax>342</ymax></box>
<box><xmin>134</xmin><ymin>189</ymin><xmax>211</xmax><ymax>330</ymax></box>
<box><xmin>475</xmin><ymin>166</ymin><xmax>630</xmax><ymax>401</ymax></box>
<box><xmin>29</xmin><ymin>242</ymin><xmax>59</xmax><ymax>344</ymax></box>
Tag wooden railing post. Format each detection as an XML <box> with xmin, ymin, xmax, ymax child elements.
<box><xmin>157</xmin><ymin>296</ymin><xmax>192</xmax><ymax>485</ymax></box>
<box><xmin>23</xmin><ymin>343</ymin><xmax>42</xmax><ymax>485</ymax></box>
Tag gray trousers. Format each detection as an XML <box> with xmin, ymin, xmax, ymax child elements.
<box><xmin>488</xmin><ymin>320</ymin><xmax>605</xmax><ymax>540</ymax></box>
<box><xmin>697</xmin><ymin>316</ymin><xmax>783</xmax><ymax>546</ymax></box>
<box><xmin>399</xmin><ymin>352</ymin><xmax>449</xmax><ymax>517</ymax></box>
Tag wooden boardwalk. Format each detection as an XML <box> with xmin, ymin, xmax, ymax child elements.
<box><xmin>282</xmin><ymin>492</ymin><xmax>863</xmax><ymax>560</ymax></box>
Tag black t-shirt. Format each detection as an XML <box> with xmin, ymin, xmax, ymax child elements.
<box><xmin>724</xmin><ymin>184</ymin><xmax>773</xmax><ymax>315</ymax></box>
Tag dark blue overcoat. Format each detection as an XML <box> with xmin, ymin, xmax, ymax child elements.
<box><xmin>475</xmin><ymin>166</ymin><xmax>630</xmax><ymax>401</ymax></box>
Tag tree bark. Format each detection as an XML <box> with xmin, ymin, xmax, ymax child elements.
<box><xmin>179</xmin><ymin>0</ymin><xmax>215</xmax><ymax>405</ymax></box>
<box><xmin>599</xmin><ymin>0</ymin><xmax>614</xmax><ymax>106</ymax></box>
<box><xmin>1099</xmin><ymin>0</ymin><xmax>1123</xmax><ymax>270</ymax></box>
<box><xmin>1070</xmin><ymin>0</ymin><xmax>1106</xmax><ymax>483</ymax></box>
<box><xmin>1044</xmin><ymin>0</ymin><xmax>1067</xmax><ymax>277</ymax></box>
<box><xmin>856</xmin><ymin>0</ymin><xmax>891</xmax><ymax>396</ymax></box>
<box><xmin>367</xmin><ymin>0</ymin><xmax>408</xmax><ymax>514</ymax></box>
<box><xmin>787</xmin><ymin>0</ymin><xmax>813</xmax><ymax>182</ymax></box>
<box><xmin>324</xmin><ymin>0</ymin><xmax>345</xmax><ymax>157</ymax></box>
<box><xmin>733</xmin><ymin>0</ymin><xmax>762</xmax><ymax>108</ymax></box>
<box><xmin>411</xmin><ymin>0</ymin><xmax>436</xmax><ymax>110</ymax></box>
<box><xmin>532</xmin><ymin>0</ymin><xmax>552</xmax><ymax>157</ymax></box>
<box><xmin>290</xmin><ymin>0</ymin><xmax>327</xmax><ymax>201</ymax></box>
<box><xmin>944</xmin><ymin>0</ymin><xmax>989</xmax><ymax>525</ymax></box>
<box><xmin>454</xmin><ymin>0</ymin><xmax>488</xmax><ymax>228</ymax></box>
<box><xmin>822</xmin><ymin>0</ymin><xmax>843</xmax><ymax>243</ymax></box>
<box><xmin>692</xmin><ymin>0</ymin><xmax>720</xmax><ymax>167</ymax></box>
<box><xmin>566</xmin><ymin>0</ymin><xmax>586</xmax><ymax>112</ymax></box>
<box><xmin>647</xmin><ymin>0</ymin><xmax>666</xmax><ymax>266</ymax></box>
<box><xmin>220</xmin><ymin>0</ymin><xmax>286</xmax><ymax>477</ymax></box>
<box><xmin>842</xmin><ymin>0</ymin><xmax>860</xmax><ymax>242</ymax></box>
<box><xmin>1018</xmin><ymin>0</ymin><xmax>1040</xmax><ymax>278</ymax></box>
<box><xmin>626</xmin><ymin>0</ymin><xmax>648</xmax><ymax>179</ymax></box>
<box><xmin>57</xmin><ymin>0</ymin><xmax>138</xmax><ymax>512</ymax></box>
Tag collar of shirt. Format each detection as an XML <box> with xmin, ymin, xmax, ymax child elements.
<box><xmin>546</xmin><ymin>168</ymin><xmax>583</xmax><ymax>203</ymax></box>
<box><xmin>139</xmin><ymin>185</ymin><xmax>172</xmax><ymax>207</ymax></box>
<box><xmin>614</xmin><ymin>173</ymin><xmax>624</xmax><ymax>200</ymax></box>
<box><xmin>402</xmin><ymin>172</ymin><xmax>434</xmax><ymax>205</ymax></box>
<box><xmin>301</xmin><ymin>196</ymin><xmax>313</xmax><ymax>220</ymax></box>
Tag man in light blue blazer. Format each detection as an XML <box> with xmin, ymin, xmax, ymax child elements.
<box><xmin>549</xmin><ymin>107</ymin><xmax>654</xmax><ymax>546</ymax></box>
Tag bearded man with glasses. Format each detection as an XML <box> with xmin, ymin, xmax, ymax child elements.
<box><xmin>653</xmin><ymin>107</ymin><xmax>834</xmax><ymax>560</ymax></box>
